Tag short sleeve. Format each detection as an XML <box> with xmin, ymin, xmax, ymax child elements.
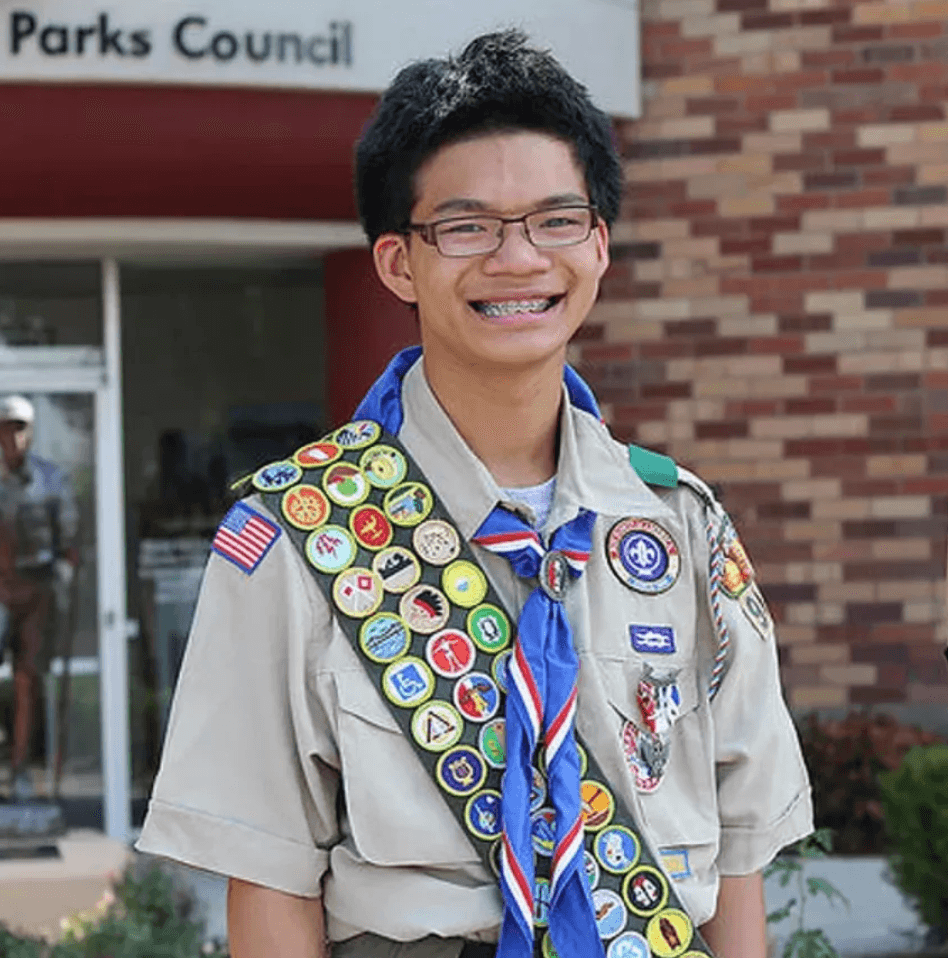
<box><xmin>708</xmin><ymin>519</ymin><xmax>813</xmax><ymax>875</ymax></box>
<box><xmin>136</xmin><ymin>511</ymin><xmax>340</xmax><ymax>896</ymax></box>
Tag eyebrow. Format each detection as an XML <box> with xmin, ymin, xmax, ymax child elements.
<box><xmin>432</xmin><ymin>193</ymin><xmax>590</xmax><ymax>215</ymax></box>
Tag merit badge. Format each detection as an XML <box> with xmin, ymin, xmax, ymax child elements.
<box><xmin>454</xmin><ymin>672</ymin><xmax>500</xmax><ymax>722</ymax></box>
<box><xmin>530</xmin><ymin>765</ymin><xmax>547</xmax><ymax>811</ymax></box>
<box><xmin>372</xmin><ymin>546</ymin><xmax>421</xmax><ymax>594</ymax></box>
<box><xmin>442</xmin><ymin>560</ymin><xmax>488</xmax><ymax>608</ymax></box>
<box><xmin>629</xmin><ymin>624</ymin><xmax>676</xmax><ymax>655</ymax></box>
<box><xmin>332</xmin><ymin>420</ymin><xmax>380</xmax><ymax>449</ymax></box>
<box><xmin>581</xmin><ymin>780</ymin><xmax>615</xmax><ymax>831</ymax></box>
<box><xmin>722</xmin><ymin>536</ymin><xmax>754</xmax><ymax>598</ymax></box>
<box><xmin>281</xmin><ymin>485</ymin><xmax>330</xmax><ymax>531</ymax></box>
<box><xmin>252</xmin><ymin>460</ymin><xmax>302</xmax><ymax>493</ymax></box>
<box><xmin>541</xmin><ymin>932</ymin><xmax>560</xmax><ymax>958</ymax></box>
<box><xmin>592</xmin><ymin>888</ymin><xmax>628</xmax><ymax>940</ymax></box>
<box><xmin>413</xmin><ymin>519</ymin><xmax>461</xmax><ymax>566</ymax></box>
<box><xmin>467</xmin><ymin>604</ymin><xmax>511</xmax><ymax>653</ymax></box>
<box><xmin>399</xmin><ymin>584</ymin><xmax>451</xmax><ymax>634</ymax></box>
<box><xmin>333</xmin><ymin>567</ymin><xmax>384</xmax><ymax>618</ymax></box>
<box><xmin>608</xmin><ymin>932</ymin><xmax>650</xmax><ymax>958</ymax></box>
<box><xmin>489</xmin><ymin>839</ymin><xmax>502</xmax><ymax>877</ymax></box>
<box><xmin>534</xmin><ymin>878</ymin><xmax>551</xmax><ymax>928</ymax></box>
<box><xmin>350</xmin><ymin>504</ymin><xmax>393</xmax><ymax>551</ymax></box>
<box><xmin>359</xmin><ymin>444</ymin><xmax>408</xmax><ymax>488</ymax></box>
<box><xmin>411</xmin><ymin>700</ymin><xmax>463</xmax><ymax>752</ymax></box>
<box><xmin>323</xmin><ymin>462</ymin><xmax>370</xmax><ymax>507</ymax></box>
<box><xmin>624</xmin><ymin>865</ymin><xmax>669</xmax><ymax>918</ymax></box>
<box><xmin>465</xmin><ymin>789</ymin><xmax>503</xmax><ymax>841</ymax></box>
<box><xmin>384</xmin><ymin>482</ymin><xmax>433</xmax><ymax>526</ymax></box>
<box><xmin>359</xmin><ymin>613</ymin><xmax>411</xmax><ymax>664</ymax></box>
<box><xmin>382</xmin><ymin>656</ymin><xmax>434</xmax><ymax>708</ymax></box>
<box><xmin>739</xmin><ymin>581</ymin><xmax>774</xmax><ymax>639</ymax></box>
<box><xmin>595</xmin><ymin>826</ymin><xmax>641</xmax><ymax>875</ymax></box>
<box><xmin>492</xmin><ymin>649</ymin><xmax>511</xmax><ymax>693</ymax></box>
<box><xmin>646</xmin><ymin>909</ymin><xmax>693</xmax><ymax>958</ymax></box>
<box><xmin>531</xmin><ymin>807</ymin><xmax>556</xmax><ymax>857</ymax></box>
<box><xmin>479</xmin><ymin>718</ymin><xmax>506</xmax><ymax>768</ymax></box>
<box><xmin>305</xmin><ymin>525</ymin><xmax>356</xmax><ymax>574</ymax></box>
<box><xmin>607</xmin><ymin>517</ymin><xmax>680</xmax><ymax>594</ymax></box>
<box><xmin>293</xmin><ymin>441</ymin><xmax>342</xmax><ymax>469</ymax></box>
<box><xmin>426</xmin><ymin>629</ymin><xmax>475</xmax><ymax>678</ymax></box>
<box><xmin>585</xmin><ymin>850</ymin><xmax>601</xmax><ymax>891</ymax></box>
<box><xmin>436</xmin><ymin>745</ymin><xmax>487</xmax><ymax>797</ymax></box>
<box><xmin>577</xmin><ymin>743</ymin><xmax>588</xmax><ymax>777</ymax></box>
<box><xmin>660</xmin><ymin>848</ymin><xmax>691</xmax><ymax>881</ymax></box>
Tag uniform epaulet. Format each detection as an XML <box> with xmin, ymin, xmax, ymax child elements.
<box><xmin>627</xmin><ymin>444</ymin><xmax>678</xmax><ymax>488</ymax></box>
<box><xmin>676</xmin><ymin>466</ymin><xmax>726</xmax><ymax>520</ymax></box>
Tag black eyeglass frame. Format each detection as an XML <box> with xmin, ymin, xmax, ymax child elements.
<box><xmin>403</xmin><ymin>204</ymin><xmax>600</xmax><ymax>257</ymax></box>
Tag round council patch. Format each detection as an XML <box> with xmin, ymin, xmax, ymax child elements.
<box><xmin>293</xmin><ymin>441</ymin><xmax>342</xmax><ymax>469</ymax></box>
<box><xmin>442</xmin><ymin>560</ymin><xmax>488</xmax><ymax>608</ymax></box>
<box><xmin>436</xmin><ymin>745</ymin><xmax>487</xmax><ymax>797</ymax></box>
<box><xmin>595</xmin><ymin>825</ymin><xmax>641</xmax><ymax>875</ymax></box>
<box><xmin>646</xmin><ymin>909</ymin><xmax>693</xmax><ymax>958</ymax></box>
<box><xmin>323</xmin><ymin>462</ymin><xmax>370</xmax><ymax>508</ymax></box>
<box><xmin>252</xmin><ymin>460</ymin><xmax>302</xmax><ymax>493</ymax></box>
<box><xmin>372</xmin><ymin>545</ymin><xmax>421</xmax><ymax>594</ymax></box>
<box><xmin>305</xmin><ymin>525</ymin><xmax>356</xmax><ymax>574</ymax></box>
<box><xmin>465</xmin><ymin>789</ymin><xmax>503</xmax><ymax>841</ymax></box>
<box><xmin>467</xmin><ymin>604</ymin><xmax>511</xmax><ymax>653</ymax></box>
<box><xmin>479</xmin><ymin>718</ymin><xmax>506</xmax><ymax>769</ymax></box>
<box><xmin>412</xmin><ymin>700</ymin><xmax>463</xmax><ymax>753</ymax></box>
<box><xmin>332</xmin><ymin>420</ymin><xmax>381</xmax><ymax>449</ymax></box>
<box><xmin>349</xmin><ymin>504</ymin><xmax>393</xmax><ymax>551</ymax></box>
<box><xmin>426</xmin><ymin>629</ymin><xmax>475</xmax><ymax>678</ymax></box>
<box><xmin>608</xmin><ymin>931</ymin><xmax>651</xmax><ymax>958</ymax></box>
<box><xmin>382</xmin><ymin>656</ymin><xmax>434</xmax><ymax>708</ymax></box>
<box><xmin>384</xmin><ymin>482</ymin><xmax>434</xmax><ymax>527</ymax></box>
<box><xmin>413</xmin><ymin>519</ymin><xmax>461</xmax><ymax>566</ymax></box>
<box><xmin>332</xmin><ymin>567</ymin><xmax>384</xmax><ymax>619</ymax></box>
<box><xmin>592</xmin><ymin>888</ymin><xmax>627</xmax><ymax>940</ymax></box>
<box><xmin>607</xmin><ymin>517</ymin><xmax>681</xmax><ymax>595</ymax></box>
<box><xmin>399</xmin><ymin>584</ymin><xmax>451</xmax><ymax>634</ymax></box>
<box><xmin>454</xmin><ymin>671</ymin><xmax>500</xmax><ymax>723</ymax></box>
<box><xmin>281</xmin><ymin>484</ymin><xmax>330</xmax><ymax>530</ymax></box>
<box><xmin>360</xmin><ymin>444</ymin><xmax>407</xmax><ymax>488</ymax></box>
<box><xmin>359</xmin><ymin>612</ymin><xmax>411</xmax><ymax>664</ymax></box>
<box><xmin>624</xmin><ymin>865</ymin><xmax>669</xmax><ymax>918</ymax></box>
<box><xmin>581</xmin><ymin>780</ymin><xmax>615</xmax><ymax>831</ymax></box>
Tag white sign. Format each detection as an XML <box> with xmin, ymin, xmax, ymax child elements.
<box><xmin>0</xmin><ymin>0</ymin><xmax>640</xmax><ymax>117</ymax></box>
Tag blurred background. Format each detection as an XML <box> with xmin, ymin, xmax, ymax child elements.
<box><xmin>0</xmin><ymin>0</ymin><xmax>945</xmax><ymax>954</ymax></box>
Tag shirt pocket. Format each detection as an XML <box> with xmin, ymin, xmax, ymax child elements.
<box><xmin>587</xmin><ymin>652</ymin><xmax>719</xmax><ymax>879</ymax></box>
<box><xmin>333</xmin><ymin>670</ymin><xmax>478</xmax><ymax>868</ymax></box>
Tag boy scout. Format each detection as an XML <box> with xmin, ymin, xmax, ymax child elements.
<box><xmin>138</xmin><ymin>31</ymin><xmax>812</xmax><ymax>958</ymax></box>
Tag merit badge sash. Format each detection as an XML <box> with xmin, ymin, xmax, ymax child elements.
<box><xmin>254</xmin><ymin>420</ymin><xmax>715</xmax><ymax>958</ymax></box>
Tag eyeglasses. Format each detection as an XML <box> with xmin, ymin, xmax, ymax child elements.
<box><xmin>405</xmin><ymin>204</ymin><xmax>599</xmax><ymax>258</ymax></box>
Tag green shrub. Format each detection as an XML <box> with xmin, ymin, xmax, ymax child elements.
<box><xmin>0</xmin><ymin>865</ymin><xmax>228</xmax><ymax>958</ymax></box>
<box><xmin>879</xmin><ymin>744</ymin><xmax>948</xmax><ymax>945</ymax></box>
<box><xmin>799</xmin><ymin>711</ymin><xmax>945</xmax><ymax>854</ymax></box>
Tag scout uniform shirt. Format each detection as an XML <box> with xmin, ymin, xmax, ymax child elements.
<box><xmin>137</xmin><ymin>359</ymin><xmax>813</xmax><ymax>944</ymax></box>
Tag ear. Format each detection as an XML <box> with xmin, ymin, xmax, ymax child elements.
<box><xmin>373</xmin><ymin>233</ymin><xmax>418</xmax><ymax>304</ymax></box>
<box><xmin>593</xmin><ymin>216</ymin><xmax>610</xmax><ymax>281</ymax></box>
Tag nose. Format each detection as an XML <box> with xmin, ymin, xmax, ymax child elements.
<box><xmin>482</xmin><ymin>221</ymin><xmax>552</xmax><ymax>273</ymax></box>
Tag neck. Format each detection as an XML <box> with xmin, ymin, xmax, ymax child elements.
<box><xmin>422</xmin><ymin>344</ymin><xmax>564</xmax><ymax>488</ymax></box>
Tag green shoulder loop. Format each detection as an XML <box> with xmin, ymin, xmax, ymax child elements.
<box><xmin>627</xmin><ymin>444</ymin><xmax>679</xmax><ymax>488</ymax></box>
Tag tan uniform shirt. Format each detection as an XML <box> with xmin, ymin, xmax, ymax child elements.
<box><xmin>137</xmin><ymin>360</ymin><xmax>812</xmax><ymax>943</ymax></box>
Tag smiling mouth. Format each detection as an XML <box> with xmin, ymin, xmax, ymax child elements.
<box><xmin>469</xmin><ymin>295</ymin><xmax>564</xmax><ymax>317</ymax></box>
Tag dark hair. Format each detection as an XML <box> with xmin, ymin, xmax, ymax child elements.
<box><xmin>355</xmin><ymin>30</ymin><xmax>623</xmax><ymax>243</ymax></box>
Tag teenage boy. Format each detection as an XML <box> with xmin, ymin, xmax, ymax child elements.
<box><xmin>138</xmin><ymin>31</ymin><xmax>812</xmax><ymax>958</ymax></box>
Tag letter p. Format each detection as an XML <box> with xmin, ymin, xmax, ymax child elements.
<box><xmin>11</xmin><ymin>11</ymin><xmax>37</xmax><ymax>54</ymax></box>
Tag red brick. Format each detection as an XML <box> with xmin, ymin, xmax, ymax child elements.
<box><xmin>642</xmin><ymin>21</ymin><xmax>680</xmax><ymax>40</ymax></box>
<box><xmin>580</xmin><ymin>344</ymin><xmax>633</xmax><ymax>361</ymax></box>
<box><xmin>643</xmin><ymin>63</ymin><xmax>685</xmax><ymax>80</ymax></box>
<box><xmin>920</xmin><ymin>83</ymin><xmax>948</xmax><ymax>103</ymax></box>
<box><xmin>845</xmin><ymin>561</ymin><xmax>941</xmax><ymax>582</ymax></box>
<box><xmin>926</xmin><ymin>289</ymin><xmax>948</xmax><ymax>306</ymax></box>
<box><xmin>725</xmin><ymin>400</ymin><xmax>781</xmax><ymax>417</ymax></box>
<box><xmin>666</xmin><ymin>318</ymin><xmax>717</xmax><ymax>337</ymax></box>
<box><xmin>779</xmin><ymin>313</ymin><xmax>833</xmax><ymax>333</ymax></box>
<box><xmin>833</xmin><ymin>25</ymin><xmax>884</xmax><ymax>43</ymax></box>
<box><xmin>718</xmin><ymin>0</ymin><xmax>769</xmax><ymax>9</ymax></box>
<box><xmin>783</xmin><ymin>354</ymin><xmax>837</xmax><ymax>374</ymax></box>
<box><xmin>641</xmin><ymin>382</ymin><xmax>692</xmax><ymax>400</ymax></box>
<box><xmin>845</xmin><ymin>602</ymin><xmax>903</xmax><ymax>624</ymax></box>
<box><xmin>660</xmin><ymin>38</ymin><xmax>715</xmax><ymax>59</ymax></box>
<box><xmin>786</xmin><ymin>396</ymin><xmax>836</xmax><ymax>415</ymax></box>
<box><xmin>686</xmin><ymin>97</ymin><xmax>741</xmax><ymax>116</ymax></box>
<box><xmin>694</xmin><ymin>338</ymin><xmax>750</xmax><ymax>357</ymax></box>
<box><xmin>834</xmin><ymin>148</ymin><xmax>887</xmax><ymax>166</ymax></box>
<box><xmin>750</xmin><ymin>336</ymin><xmax>805</xmax><ymax>355</ymax></box>
<box><xmin>750</xmin><ymin>292</ymin><xmax>806</xmax><ymax>313</ymax></box>
<box><xmin>836</xmin><ymin>232</ymin><xmax>890</xmax><ymax>254</ymax></box>
<box><xmin>832</xmin><ymin>67</ymin><xmax>886</xmax><ymax>84</ymax></box>
<box><xmin>671</xmin><ymin>199</ymin><xmax>719</xmax><ymax>218</ymax></box>
<box><xmin>749</xmin><ymin>215</ymin><xmax>801</xmax><ymax>234</ymax></box>
<box><xmin>696</xmin><ymin>420</ymin><xmax>749</xmax><ymax>439</ymax></box>
<box><xmin>721</xmin><ymin>237</ymin><xmax>771</xmax><ymax>255</ymax></box>
<box><xmin>640</xmin><ymin>340</ymin><xmax>696</xmax><ymax>359</ymax></box>
<box><xmin>810</xmin><ymin>374</ymin><xmax>863</xmax><ymax>393</ymax></box>
<box><xmin>572</xmin><ymin>324</ymin><xmax>604</xmax><ymax>343</ymax></box>
<box><xmin>715</xmin><ymin>115</ymin><xmax>769</xmax><ymax>136</ymax></box>
<box><xmin>889</xmin><ymin>104</ymin><xmax>945</xmax><ymax>122</ymax></box>
<box><xmin>834</xmin><ymin>108</ymin><xmax>878</xmax><ymax>126</ymax></box>
<box><xmin>777</xmin><ymin>194</ymin><xmax>832</xmax><ymax>213</ymax></box>
<box><xmin>774</xmin><ymin>152</ymin><xmax>826</xmax><ymax>173</ymax></box>
<box><xmin>811</xmin><ymin>456</ymin><xmax>869</xmax><ymax>478</ymax></box>
<box><xmin>841</xmin><ymin>395</ymin><xmax>897</xmax><ymax>414</ymax></box>
<box><xmin>742</xmin><ymin>11</ymin><xmax>795</xmax><ymax>30</ymax></box>
<box><xmin>803</xmin><ymin>50</ymin><xmax>856</xmax><ymax>68</ymax></box>
<box><xmin>851</xmin><ymin>687</ymin><xmax>906</xmax><ymax>705</ymax></box>
<box><xmin>747</xmin><ymin>94</ymin><xmax>799</xmax><ymax>112</ymax></box>
<box><xmin>803</xmin><ymin>130</ymin><xmax>857</xmax><ymax>150</ymax></box>
<box><xmin>722</xmin><ymin>274</ymin><xmax>829</xmax><ymax>296</ymax></box>
<box><xmin>832</xmin><ymin>269</ymin><xmax>889</xmax><ymax>289</ymax></box>
<box><xmin>888</xmin><ymin>21</ymin><xmax>945</xmax><ymax>40</ymax></box>
<box><xmin>808</xmin><ymin>250</ymin><xmax>866</xmax><ymax>271</ymax></box>
<box><xmin>891</xmin><ymin>63</ymin><xmax>948</xmax><ymax>84</ymax></box>
<box><xmin>903</xmin><ymin>476</ymin><xmax>948</xmax><ymax>495</ymax></box>
<box><xmin>800</xmin><ymin>8</ymin><xmax>852</xmax><ymax>26</ymax></box>
<box><xmin>778</xmin><ymin>70</ymin><xmax>832</xmax><ymax>91</ymax></box>
<box><xmin>693</xmin><ymin>219</ymin><xmax>747</xmax><ymax>238</ymax></box>
<box><xmin>752</xmin><ymin>255</ymin><xmax>803</xmax><ymax>272</ymax></box>
<box><xmin>834</xmin><ymin>188</ymin><xmax>892</xmax><ymax>209</ymax></box>
<box><xmin>863</xmin><ymin>165</ymin><xmax>914</xmax><ymax>186</ymax></box>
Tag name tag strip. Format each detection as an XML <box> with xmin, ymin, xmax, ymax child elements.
<box><xmin>256</xmin><ymin>419</ymin><xmax>713</xmax><ymax>958</ymax></box>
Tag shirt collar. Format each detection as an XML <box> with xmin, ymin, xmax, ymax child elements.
<box><xmin>398</xmin><ymin>356</ymin><xmax>674</xmax><ymax>540</ymax></box>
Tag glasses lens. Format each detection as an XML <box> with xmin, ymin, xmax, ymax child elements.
<box><xmin>434</xmin><ymin>217</ymin><xmax>502</xmax><ymax>257</ymax></box>
<box><xmin>526</xmin><ymin>207</ymin><xmax>593</xmax><ymax>248</ymax></box>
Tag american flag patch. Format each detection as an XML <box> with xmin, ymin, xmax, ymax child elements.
<box><xmin>212</xmin><ymin>502</ymin><xmax>281</xmax><ymax>574</ymax></box>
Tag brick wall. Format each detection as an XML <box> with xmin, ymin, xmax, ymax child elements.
<box><xmin>577</xmin><ymin>0</ymin><xmax>948</xmax><ymax>710</ymax></box>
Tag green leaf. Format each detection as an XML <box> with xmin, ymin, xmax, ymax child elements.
<box><xmin>806</xmin><ymin>877</ymin><xmax>850</xmax><ymax>910</ymax></box>
<box><xmin>767</xmin><ymin>902</ymin><xmax>796</xmax><ymax>925</ymax></box>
